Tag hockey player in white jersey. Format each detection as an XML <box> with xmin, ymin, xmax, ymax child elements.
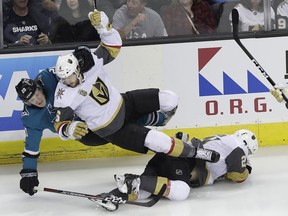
<box><xmin>53</xmin><ymin>9</ymin><xmax>220</xmax><ymax>163</ymax></box>
<box><xmin>96</xmin><ymin>129</ymin><xmax>258</xmax><ymax>210</ymax></box>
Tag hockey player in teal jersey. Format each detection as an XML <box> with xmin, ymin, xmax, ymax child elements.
<box><xmin>15</xmin><ymin>69</ymin><xmax>110</xmax><ymax>196</ymax></box>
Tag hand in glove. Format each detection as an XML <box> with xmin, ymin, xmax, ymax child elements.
<box><xmin>20</xmin><ymin>169</ymin><xmax>39</xmax><ymax>196</ymax></box>
<box><xmin>65</xmin><ymin>121</ymin><xmax>89</xmax><ymax>140</ymax></box>
<box><xmin>270</xmin><ymin>83</ymin><xmax>288</xmax><ymax>103</ymax></box>
<box><xmin>88</xmin><ymin>10</ymin><xmax>112</xmax><ymax>35</ymax></box>
<box><xmin>246</xmin><ymin>158</ymin><xmax>252</xmax><ymax>174</ymax></box>
<box><xmin>174</xmin><ymin>131</ymin><xmax>189</xmax><ymax>142</ymax></box>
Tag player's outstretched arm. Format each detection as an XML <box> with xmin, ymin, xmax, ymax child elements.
<box><xmin>88</xmin><ymin>10</ymin><xmax>122</xmax><ymax>64</ymax></box>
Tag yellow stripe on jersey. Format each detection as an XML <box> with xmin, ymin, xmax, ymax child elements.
<box><xmin>225</xmin><ymin>169</ymin><xmax>249</xmax><ymax>183</ymax></box>
<box><xmin>100</xmin><ymin>42</ymin><xmax>121</xmax><ymax>59</ymax></box>
<box><xmin>154</xmin><ymin>176</ymin><xmax>169</xmax><ymax>195</ymax></box>
<box><xmin>128</xmin><ymin>193</ymin><xmax>138</xmax><ymax>201</ymax></box>
<box><xmin>168</xmin><ymin>138</ymin><xmax>184</xmax><ymax>157</ymax></box>
<box><xmin>54</xmin><ymin>120</ymin><xmax>71</xmax><ymax>132</ymax></box>
<box><xmin>92</xmin><ymin>97</ymin><xmax>124</xmax><ymax>132</ymax></box>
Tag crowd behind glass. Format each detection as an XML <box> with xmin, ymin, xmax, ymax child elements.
<box><xmin>1</xmin><ymin>0</ymin><xmax>287</xmax><ymax>48</ymax></box>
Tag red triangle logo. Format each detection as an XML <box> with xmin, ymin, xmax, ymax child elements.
<box><xmin>198</xmin><ymin>47</ymin><xmax>221</xmax><ymax>71</ymax></box>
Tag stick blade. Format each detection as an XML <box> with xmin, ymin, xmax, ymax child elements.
<box><xmin>126</xmin><ymin>184</ymin><xmax>167</xmax><ymax>207</ymax></box>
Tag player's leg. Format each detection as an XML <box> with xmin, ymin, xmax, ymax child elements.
<box><xmin>106</xmin><ymin>123</ymin><xmax>219</xmax><ymax>162</ymax></box>
<box><xmin>114</xmin><ymin>175</ymin><xmax>190</xmax><ymax>201</ymax></box>
<box><xmin>144</xmin><ymin>129</ymin><xmax>220</xmax><ymax>162</ymax></box>
<box><xmin>78</xmin><ymin>129</ymin><xmax>109</xmax><ymax>146</ymax></box>
<box><xmin>123</xmin><ymin>88</ymin><xmax>179</xmax><ymax>126</ymax></box>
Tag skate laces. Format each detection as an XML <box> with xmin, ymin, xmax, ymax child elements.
<box><xmin>196</xmin><ymin>148</ymin><xmax>212</xmax><ymax>160</ymax></box>
<box><xmin>114</xmin><ymin>174</ymin><xmax>141</xmax><ymax>194</ymax></box>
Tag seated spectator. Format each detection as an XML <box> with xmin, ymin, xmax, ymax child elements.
<box><xmin>229</xmin><ymin>0</ymin><xmax>276</xmax><ymax>32</ymax></box>
<box><xmin>28</xmin><ymin>0</ymin><xmax>61</xmax><ymax>35</ymax></box>
<box><xmin>3</xmin><ymin>0</ymin><xmax>51</xmax><ymax>45</ymax></box>
<box><xmin>160</xmin><ymin>0</ymin><xmax>217</xmax><ymax>36</ymax></box>
<box><xmin>50</xmin><ymin>0</ymin><xmax>99</xmax><ymax>43</ymax></box>
<box><xmin>42</xmin><ymin>0</ymin><xmax>62</xmax><ymax>11</ymax></box>
<box><xmin>276</xmin><ymin>0</ymin><xmax>288</xmax><ymax>29</ymax></box>
<box><xmin>97</xmin><ymin>0</ymin><xmax>126</xmax><ymax>21</ymax></box>
<box><xmin>146</xmin><ymin>0</ymin><xmax>172</xmax><ymax>13</ymax></box>
<box><xmin>112</xmin><ymin>0</ymin><xmax>168</xmax><ymax>39</ymax></box>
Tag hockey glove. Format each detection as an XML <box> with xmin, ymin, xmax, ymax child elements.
<box><xmin>73</xmin><ymin>46</ymin><xmax>95</xmax><ymax>73</ymax></box>
<box><xmin>20</xmin><ymin>169</ymin><xmax>39</xmax><ymax>196</ymax></box>
<box><xmin>174</xmin><ymin>131</ymin><xmax>189</xmax><ymax>142</ymax></box>
<box><xmin>246</xmin><ymin>158</ymin><xmax>252</xmax><ymax>174</ymax></box>
<box><xmin>270</xmin><ymin>83</ymin><xmax>288</xmax><ymax>103</ymax></box>
<box><xmin>65</xmin><ymin>121</ymin><xmax>89</xmax><ymax>140</ymax></box>
<box><xmin>246</xmin><ymin>165</ymin><xmax>252</xmax><ymax>174</ymax></box>
<box><xmin>88</xmin><ymin>10</ymin><xmax>112</xmax><ymax>35</ymax></box>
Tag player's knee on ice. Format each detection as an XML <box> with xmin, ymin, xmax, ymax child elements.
<box><xmin>167</xmin><ymin>180</ymin><xmax>190</xmax><ymax>201</ymax></box>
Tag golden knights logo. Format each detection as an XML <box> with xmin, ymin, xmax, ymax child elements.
<box><xmin>90</xmin><ymin>77</ymin><xmax>109</xmax><ymax>105</ymax></box>
<box><xmin>56</xmin><ymin>88</ymin><xmax>65</xmax><ymax>100</ymax></box>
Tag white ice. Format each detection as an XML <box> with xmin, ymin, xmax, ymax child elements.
<box><xmin>1</xmin><ymin>146</ymin><xmax>288</xmax><ymax>216</ymax></box>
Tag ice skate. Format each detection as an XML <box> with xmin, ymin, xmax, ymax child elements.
<box><xmin>194</xmin><ymin>148</ymin><xmax>220</xmax><ymax>163</ymax></box>
<box><xmin>114</xmin><ymin>174</ymin><xmax>141</xmax><ymax>194</ymax></box>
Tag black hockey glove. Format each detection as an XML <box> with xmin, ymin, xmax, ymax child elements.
<box><xmin>20</xmin><ymin>169</ymin><xmax>39</xmax><ymax>196</ymax></box>
<box><xmin>246</xmin><ymin>165</ymin><xmax>252</xmax><ymax>174</ymax></box>
<box><xmin>73</xmin><ymin>45</ymin><xmax>95</xmax><ymax>73</ymax></box>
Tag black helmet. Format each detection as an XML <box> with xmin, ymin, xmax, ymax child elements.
<box><xmin>15</xmin><ymin>78</ymin><xmax>37</xmax><ymax>102</ymax></box>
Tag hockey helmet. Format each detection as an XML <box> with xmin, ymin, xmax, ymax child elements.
<box><xmin>15</xmin><ymin>78</ymin><xmax>37</xmax><ymax>102</ymax></box>
<box><xmin>234</xmin><ymin>129</ymin><xmax>258</xmax><ymax>155</ymax></box>
<box><xmin>55</xmin><ymin>54</ymin><xmax>80</xmax><ymax>80</ymax></box>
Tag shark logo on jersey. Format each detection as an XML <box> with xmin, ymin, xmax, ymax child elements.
<box><xmin>90</xmin><ymin>77</ymin><xmax>109</xmax><ymax>105</ymax></box>
<box><xmin>21</xmin><ymin>106</ymin><xmax>30</xmax><ymax>118</ymax></box>
<box><xmin>37</xmin><ymin>74</ymin><xmax>44</xmax><ymax>86</ymax></box>
<box><xmin>56</xmin><ymin>88</ymin><xmax>65</xmax><ymax>100</ymax></box>
<box><xmin>46</xmin><ymin>103</ymin><xmax>56</xmax><ymax>115</ymax></box>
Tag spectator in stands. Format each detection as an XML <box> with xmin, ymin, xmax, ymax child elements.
<box><xmin>41</xmin><ymin>0</ymin><xmax>62</xmax><ymax>11</ymax></box>
<box><xmin>229</xmin><ymin>0</ymin><xmax>276</xmax><ymax>32</ymax></box>
<box><xmin>276</xmin><ymin>0</ymin><xmax>288</xmax><ymax>29</ymax></box>
<box><xmin>112</xmin><ymin>0</ymin><xmax>168</xmax><ymax>39</ymax></box>
<box><xmin>97</xmin><ymin>0</ymin><xmax>126</xmax><ymax>22</ymax></box>
<box><xmin>50</xmin><ymin>0</ymin><xmax>99</xmax><ymax>43</ymax></box>
<box><xmin>3</xmin><ymin>0</ymin><xmax>51</xmax><ymax>45</ymax></box>
<box><xmin>160</xmin><ymin>0</ymin><xmax>217</xmax><ymax>36</ymax></box>
<box><xmin>28</xmin><ymin>0</ymin><xmax>61</xmax><ymax>35</ymax></box>
<box><xmin>146</xmin><ymin>0</ymin><xmax>172</xmax><ymax>13</ymax></box>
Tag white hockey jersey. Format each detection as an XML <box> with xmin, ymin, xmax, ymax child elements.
<box><xmin>196</xmin><ymin>134</ymin><xmax>249</xmax><ymax>185</ymax></box>
<box><xmin>54</xmin><ymin>55</ymin><xmax>125</xmax><ymax>137</ymax></box>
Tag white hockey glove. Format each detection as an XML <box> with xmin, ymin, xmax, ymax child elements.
<box><xmin>270</xmin><ymin>83</ymin><xmax>288</xmax><ymax>103</ymax></box>
<box><xmin>88</xmin><ymin>10</ymin><xmax>112</xmax><ymax>35</ymax></box>
<box><xmin>65</xmin><ymin>121</ymin><xmax>89</xmax><ymax>140</ymax></box>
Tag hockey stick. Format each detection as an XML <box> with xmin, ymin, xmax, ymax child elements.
<box><xmin>231</xmin><ymin>8</ymin><xmax>288</xmax><ymax>107</ymax></box>
<box><xmin>35</xmin><ymin>184</ymin><xmax>166</xmax><ymax>209</ymax></box>
<box><xmin>93</xmin><ymin>0</ymin><xmax>97</xmax><ymax>9</ymax></box>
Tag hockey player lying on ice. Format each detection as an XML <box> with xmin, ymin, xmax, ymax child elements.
<box><xmin>94</xmin><ymin>129</ymin><xmax>258</xmax><ymax>211</ymax></box>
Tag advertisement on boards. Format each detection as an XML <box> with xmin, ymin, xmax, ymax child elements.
<box><xmin>1</xmin><ymin>37</ymin><xmax>288</xmax><ymax>142</ymax></box>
